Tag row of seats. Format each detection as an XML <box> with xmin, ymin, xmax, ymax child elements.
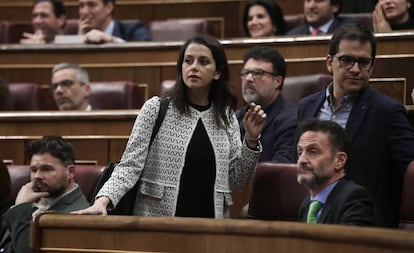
<box><xmin>0</xmin><ymin>18</ymin><xmax>223</xmax><ymax>44</ymax></box>
<box><xmin>5</xmin><ymin>160</ymin><xmax>414</xmax><ymax>229</ymax></box>
<box><xmin>1</xmin><ymin>12</ymin><xmax>374</xmax><ymax>44</ymax></box>
<box><xmin>247</xmin><ymin>161</ymin><xmax>414</xmax><ymax>230</ymax></box>
<box><xmin>9</xmin><ymin>81</ymin><xmax>147</xmax><ymax>110</ymax></box>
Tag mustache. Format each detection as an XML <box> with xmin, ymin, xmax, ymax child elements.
<box><xmin>244</xmin><ymin>82</ymin><xmax>257</xmax><ymax>91</ymax></box>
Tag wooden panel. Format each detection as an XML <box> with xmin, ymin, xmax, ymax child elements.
<box><xmin>0</xmin><ymin>110</ymin><xmax>138</xmax><ymax>136</ymax></box>
<box><xmin>0</xmin><ymin>135</ymin><xmax>130</xmax><ymax>165</ymax></box>
<box><xmin>370</xmin><ymin>78</ymin><xmax>407</xmax><ymax>105</ymax></box>
<box><xmin>30</xmin><ymin>214</ymin><xmax>414</xmax><ymax>253</ymax></box>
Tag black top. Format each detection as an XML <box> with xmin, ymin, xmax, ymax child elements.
<box><xmin>175</xmin><ymin>103</ymin><xmax>216</xmax><ymax>218</ymax></box>
<box><xmin>391</xmin><ymin>18</ymin><xmax>414</xmax><ymax>30</ymax></box>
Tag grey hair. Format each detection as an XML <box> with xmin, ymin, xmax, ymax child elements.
<box><xmin>52</xmin><ymin>63</ymin><xmax>89</xmax><ymax>84</ymax></box>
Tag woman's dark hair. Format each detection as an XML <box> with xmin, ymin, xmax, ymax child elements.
<box><xmin>166</xmin><ymin>34</ymin><xmax>237</xmax><ymax>129</ymax></box>
<box><xmin>243</xmin><ymin>0</ymin><xmax>287</xmax><ymax>36</ymax></box>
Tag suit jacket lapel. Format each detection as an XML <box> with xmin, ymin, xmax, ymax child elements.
<box><xmin>318</xmin><ymin>179</ymin><xmax>346</xmax><ymax>223</ymax></box>
<box><xmin>306</xmin><ymin>91</ymin><xmax>326</xmax><ymax>119</ymax></box>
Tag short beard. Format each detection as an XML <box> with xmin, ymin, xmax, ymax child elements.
<box><xmin>298</xmin><ymin>167</ymin><xmax>329</xmax><ymax>189</ymax></box>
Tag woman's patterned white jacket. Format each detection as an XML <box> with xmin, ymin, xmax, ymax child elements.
<box><xmin>98</xmin><ymin>96</ymin><xmax>262</xmax><ymax>218</ymax></box>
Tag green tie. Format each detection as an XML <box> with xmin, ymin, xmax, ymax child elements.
<box><xmin>307</xmin><ymin>200</ymin><xmax>322</xmax><ymax>224</ymax></box>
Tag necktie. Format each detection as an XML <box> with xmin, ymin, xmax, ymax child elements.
<box><xmin>307</xmin><ymin>200</ymin><xmax>322</xmax><ymax>224</ymax></box>
<box><xmin>311</xmin><ymin>27</ymin><xmax>320</xmax><ymax>36</ymax></box>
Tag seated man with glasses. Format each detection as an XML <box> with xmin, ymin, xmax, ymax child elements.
<box><xmin>236</xmin><ymin>46</ymin><xmax>298</xmax><ymax>163</ymax></box>
<box><xmin>50</xmin><ymin>63</ymin><xmax>92</xmax><ymax>110</ymax></box>
<box><xmin>297</xmin><ymin>24</ymin><xmax>414</xmax><ymax>228</ymax></box>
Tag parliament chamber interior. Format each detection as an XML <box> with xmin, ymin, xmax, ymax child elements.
<box><xmin>1</xmin><ymin>0</ymin><xmax>414</xmax><ymax>252</ymax></box>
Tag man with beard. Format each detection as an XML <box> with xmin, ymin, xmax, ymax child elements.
<box><xmin>21</xmin><ymin>0</ymin><xmax>66</xmax><ymax>44</ymax></box>
<box><xmin>0</xmin><ymin>136</ymin><xmax>89</xmax><ymax>253</ymax></box>
<box><xmin>287</xmin><ymin>0</ymin><xmax>355</xmax><ymax>35</ymax></box>
<box><xmin>296</xmin><ymin>119</ymin><xmax>375</xmax><ymax>226</ymax></box>
<box><xmin>51</xmin><ymin>63</ymin><xmax>92</xmax><ymax>111</ymax></box>
<box><xmin>236</xmin><ymin>46</ymin><xmax>297</xmax><ymax>163</ymax></box>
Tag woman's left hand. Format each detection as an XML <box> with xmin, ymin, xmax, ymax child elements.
<box><xmin>242</xmin><ymin>102</ymin><xmax>267</xmax><ymax>148</ymax></box>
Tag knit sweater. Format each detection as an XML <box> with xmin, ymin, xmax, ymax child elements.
<box><xmin>98</xmin><ymin>96</ymin><xmax>261</xmax><ymax>218</ymax></box>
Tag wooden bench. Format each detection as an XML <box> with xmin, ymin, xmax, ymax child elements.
<box><xmin>30</xmin><ymin>214</ymin><xmax>414</xmax><ymax>253</ymax></box>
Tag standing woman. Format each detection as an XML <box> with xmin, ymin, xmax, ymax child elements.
<box><xmin>373</xmin><ymin>0</ymin><xmax>414</xmax><ymax>32</ymax></box>
<box><xmin>243</xmin><ymin>0</ymin><xmax>287</xmax><ymax>37</ymax></box>
<box><xmin>73</xmin><ymin>34</ymin><xmax>266</xmax><ymax>218</ymax></box>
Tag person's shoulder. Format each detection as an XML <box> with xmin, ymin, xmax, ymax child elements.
<box><xmin>361</xmin><ymin>86</ymin><xmax>404</xmax><ymax>107</ymax></box>
<box><xmin>286</xmin><ymin>24</ymin><xmax>309</xmax><ymax>35</ymax></box>
<box><xmin>143</xmin><ymin>96</ymin><xmax>161</xmax><ymax>107</ymax></box>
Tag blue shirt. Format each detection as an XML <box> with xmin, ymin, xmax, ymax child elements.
<box><xmin>310</xmin><ymin>181</ymin><xmax>339</xmax><ymax>220</ymax></box>
<box><xmin>318</xmin><ymin>84</ymin><xmax>354</xmax><ymax>128</ymax></box>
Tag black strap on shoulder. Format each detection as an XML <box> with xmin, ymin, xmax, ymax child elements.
<box><xmin>150</xmin><ymin>97</ymin><xmax>169</xmax><ymax>145</ymax></box>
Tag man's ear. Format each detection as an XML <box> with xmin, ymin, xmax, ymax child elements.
<box><xmin>66</xmin><ymin>164</ymin><xmax>75</xmax><ymax>180</ymax></box>
<box><xmin>273</xmin><ymin>75</ymin><xmax>283</xmax><ymax>90</ymax></box>
<box><xmin>334</xmin><ymin>152</ymin><xmax>347</xmax><ymax>172</ymax></box>
<box><xmin>326</xmin><ymin>54</ymin><xmax>334</xmax><ymax>74</ymax></box>
<box><xmin>58</xmin><ymin>15</ymin><xmax>66</xmax><ymax>29</ymax></box>
<box><xmin>104</xmin><ymin>1</ymin><xmax>114</xmax><ymax>15</ymax></box>
<box><xmin>83</xmin><ymin>83</ymin><xmax>91</xmax><ymax>98</ymax></box>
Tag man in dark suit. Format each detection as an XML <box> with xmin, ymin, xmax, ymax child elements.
<box><xmin>297</xmin><ymin>119</ymin><xmax>376</xmax><ymax>226</ymax></box>
<box><xmin>0</xmin><ymin>136</ymin><xmax>90</xmax><ymax>253</ymax></box>
<box><xmin>236</xmin><ymin>46</ymin><xmax>297</xmax><ymax>163</ymax></box>
<box><xmin>287</xmin><ymin>0</ymin><xmax>355</xmax><ymax>35</ymax></box>
<box><xmin>78</xmin><ymin>0</ymin><xmax>151</xmax><ymax>43</ymax></box>
<box><xmin>297</xmin><ymin>24</ymin><xmax>414</xmax><ymax>227</ymax></box>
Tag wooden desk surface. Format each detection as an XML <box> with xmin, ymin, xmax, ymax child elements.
<box><xmin>31</xmin><ymin>214</ymin><xmax>414</xmax><ymax>253</ymax></box>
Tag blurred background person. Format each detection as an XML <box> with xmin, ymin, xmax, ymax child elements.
<box><xmin>21</xmin><ymin>0</ymin><xmax>66</xmax><ymax>44</ymax></box>
<box><xmin>373</xmin><ymin>0</ymin><xmax>414</xmax><ymax>32</ymax></box>
<box><xmin>287</xmin><ymin>0</ymin><xmax>355</xmax><ymax>35</ymax></box>
<box><xmin>51</xmin><ymin>63</ymin><xmax>92</xmax><ymax>111</ymax></box>
<box><xmin>78</xmin><ymin>0</ymin><xmax>151</xmax><ymax>43</ymax></box>
<box><xmin>243</xmin><ymin>0</ymin><xmax>287</xmax><ymax>37</ymax></box>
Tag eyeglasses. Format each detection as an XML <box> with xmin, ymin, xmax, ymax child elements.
<box><xmin>50</xmin><ymin>79</ymin><xmax>76</xmax><ymax>91</ymax></box>
<box><xmin>333</xmin><ymin>55</ymin><xmax>373</xmax><ymax>71</ymax></box>
<box><xmin>240</xmin><ymin>69</ymin><xmax>277</xmax><ymax>80</ymax></box>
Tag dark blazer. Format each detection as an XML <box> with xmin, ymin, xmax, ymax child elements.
<box><xmin>112</xmin><ymin>20</ymin><xmax>151</xmax><ymax>41</ymax></box>
<box><xmin>298</xmin><ymin>178</ymin><xmax>376</xmax><ymax>226</ymax></box>
<box><xmin>1</xmin><ymin>186</ymin><xmax>89</xmax><ymax>253</ymax></box>
<box><xmin>236</xmin><ymin>95</ymin><xmax>298</xmax><ymax>162</ymax></box>
<box><xmin>298</xmin><ymin>85</ymin><xmax>414</xmax><ymax>227</ymax></box>
<box><xmin>287</xmin><ymin>18</ymin><xmax>356</xmax><ymax>35</ymax></box>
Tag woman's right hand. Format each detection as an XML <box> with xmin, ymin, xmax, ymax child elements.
<box><xmin>71</xmin><ymin>196</ymin><xmax>111</xmax><ymax>215</ymax></box>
